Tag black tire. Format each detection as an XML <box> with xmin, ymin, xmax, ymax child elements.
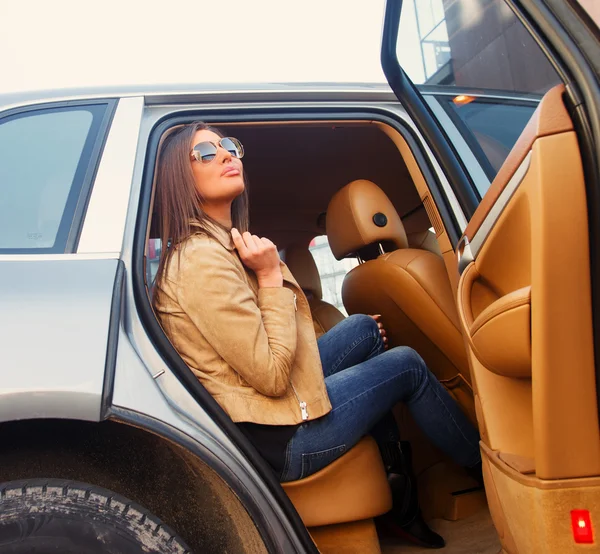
<box><xmin>0</xmin><ymin>479</ymin><xmax>192</xmax><ymax>554</ymax></box>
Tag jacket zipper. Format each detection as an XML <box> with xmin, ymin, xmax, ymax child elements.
<box><xmin>290</xmin><ymin>293</ymin><xmax>307</xmax><ymax>420</ymax></box>
<box><xmin>291</xmin><ymin>383</ymin><xmax>309</xmax><ymax>421</ymax></box>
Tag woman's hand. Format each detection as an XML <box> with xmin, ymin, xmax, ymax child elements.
<box><xmin>231</xmin><ymin>228</ymin><xmax>283</xmax><ymax>288</ymax></box>
<box><xmin>370</xmin><ymin>314</ymin><xmax>388</xmax><ymax>349</ymax></box>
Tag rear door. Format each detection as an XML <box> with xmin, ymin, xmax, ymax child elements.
<box><xmin>0</xmin><ymin>100</ymin><xmax>120</xmax><ymax>422</ymax></box>
<box><xmin>381</xmin><ymin>0</ymin><xmax>600</xmax><ymax>551</ymax></box>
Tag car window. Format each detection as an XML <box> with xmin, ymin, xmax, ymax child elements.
<box><xmin>309</xmin><ymin>235</ymin><xmax>358</xmax><ymax>315</ymax></box>
<box><xmin>433</xmin><ymin>95</ymin><xmax>538</xmax><ymax>183</ymax></box>
<box><xmin>397</xmin><ymin>0</ymin><xmax>561</xmax><ymax>198</ymax></box>
<box><xmin>0</xmin><ymin>104</ymin><xmax>107</xmax><ymax>253</ymax></box>
<box><xmin>147</xmin><ymin>238</ymin><xmax>163</xmax><ymax>286</ymax></box>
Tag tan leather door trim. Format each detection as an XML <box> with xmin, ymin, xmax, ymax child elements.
<box><xmin>470</xmin><ymin>286</ymin><xmax>531</xmax><ymax>336</ymax></box>
<box><xmin>464</xmin><ymin>85</ymin><xmax>572</xmax><ymax>242</ymax></box>
<box><xmin>458</xmin><ymin>129</ymin><xmax>600</xmax><ymax>480</ymax></box>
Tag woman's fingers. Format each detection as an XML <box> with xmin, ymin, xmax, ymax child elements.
<box><xmin>243</xmin><ymin>232</ymin><xmax>258</xmax><ymax>254</ymax></box>
<box><xmin>231</xmin><ymin>228</ymin><xmax>250</xmax><ymax>258</ymax></box>
<box><xmin>252</xmin><ymin>235</ymin><xmax>264</xmax><ymax>252</ymax></box>
<box><xmin>369</xmin><ymin>314</ymin><xmax>387</xmax><ymax>338</ymax></box>
<box><xmin>232</xmin><ymin>229</ymin><xmax>281</xmax><ymax>281</ymax></box>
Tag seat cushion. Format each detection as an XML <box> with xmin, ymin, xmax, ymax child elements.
<box><xmin>282</xmin><ymin>436</ymin><xmax>392</xmax><ymax>528</ymax></box>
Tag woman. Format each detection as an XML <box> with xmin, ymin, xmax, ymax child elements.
<box><xmin>153</xmin><ymin>122</ymin><xmax>482</xmax><ymax>549</ymax></box>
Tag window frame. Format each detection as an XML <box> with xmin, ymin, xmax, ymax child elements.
<box><xmin>132</xmin><ymin>104</ymin><xmax>470</xmax><ymax>554</ymax></box>
<box><xmin>432</xmin><ymin>93</ymin><xmax>540</xmax><ymax>185</ymax></box>
<box><xmin>0</xmin><ymin>99</ymin><xmax>116</xmax><ymax>255</ymax></box>
<box><xmin>381</xmin><ymin>0</ymin><xmax>569</xmax><ymax>221</ymax></box>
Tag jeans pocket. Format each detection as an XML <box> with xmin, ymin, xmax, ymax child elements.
<box><xmin>300</xmin><ymin>444</ymin><xmax>347</xmax><ymax>480</ymax></box>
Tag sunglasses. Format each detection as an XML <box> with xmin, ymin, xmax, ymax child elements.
<box><xmin>190</xmin><ymin>137</ymin><xmax>244</xmax><ymax>164</ymax></box>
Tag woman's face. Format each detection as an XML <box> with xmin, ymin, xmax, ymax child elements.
<box><xmin>190</xmin><ymin>129</ymin><xmax>245</xmax><ymax>205</ymax></box>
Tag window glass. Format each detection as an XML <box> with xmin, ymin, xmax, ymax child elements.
<box><xmin>309</xmin><ymin>235</ymin><xmax>358</xmax><ymax>315</ymax></box>
<box><xmin>0</xmin><ymin>105</ymin><xmax>105</xmax><ymax>252</ymax></box>
<box><xmin>436</xmin><ymin>95</ymin><xmax>537</xmax><ymax>182</ymax></box>
<box><xmin>148</xmin><ymin>238</ymin><xmax>163</xmax><ymax>286</ymax></box>
<box><xmin>397</xmin><ymin>0</ymin><xmax>561</xmax><ymax>191</ymax></box>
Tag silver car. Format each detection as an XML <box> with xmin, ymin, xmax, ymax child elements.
<box><xmin>1</xmin><ymin>0</ymin><xmax>599</xmax><ymax>553</ymax></box>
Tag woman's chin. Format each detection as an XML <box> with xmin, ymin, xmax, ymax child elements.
<box><xmin>230</xmin><ymin>177</ymin><xmax>246</xmax><ymax>197</ymax></box>
<box><xmin>213</xmin><ymin>174</ymin><xmax>245</xmax><ymax>201</ymax></box>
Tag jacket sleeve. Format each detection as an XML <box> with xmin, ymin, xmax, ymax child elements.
<box><xmin>175</xmin><ymin>239</ymin><xmax>297</xmax><ymax>397</ymax></box>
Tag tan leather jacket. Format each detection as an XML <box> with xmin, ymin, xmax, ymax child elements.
<box><xmin>154</xmin><ymin>224</ymin><xmax>332</xmax><ymax>425</ymax></box>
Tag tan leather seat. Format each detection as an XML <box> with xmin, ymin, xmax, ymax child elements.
<box><xmin>282</xmin><ymin>436</ymin><xmax>392</xmax><ymax>553</ymax></box>
<box><xmin>326</xmin><ymin>180</ymin><xmax>473</xmax><ymax>416</ymax></box>
<box><xmin>283</xmin><ymin>245</ymin><xmax>345</xmax><ymax>336</ymax></box>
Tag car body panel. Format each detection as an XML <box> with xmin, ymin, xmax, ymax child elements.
<box><xmin>112</xmin><ymin>315</ymin><xmax>308</xmax><ymax>553</ymax></box>
<box><xmin>0</xmin><ymin>257</ymin><xmax>118</xmax><ymax>422</ymax></box>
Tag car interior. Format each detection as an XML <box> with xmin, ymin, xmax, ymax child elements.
<box><xmin>144</xmin><ymin>84</ymin><xmax>600</xmax><ymax>553</ymax></box>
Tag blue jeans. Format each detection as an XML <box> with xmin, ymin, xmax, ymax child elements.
<box><xmin>279</xmin><ymin>314</ymin><xmax>481</xmax><ymax>482</ymax></box>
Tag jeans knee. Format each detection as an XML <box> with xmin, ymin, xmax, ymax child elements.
<box><xmin>347</xmin><ymin>313</ymin><xmax>379</xmax><ymax>336</ymax></box>
<box><xmin>346</xmin><ymin>313</ymin><xmax>383</xmax><ymax>354</ymax></box>
<box><xmin>391</xmin><ymin>346</ymin><xmax>429</xmax><ymax>380</ymax></box>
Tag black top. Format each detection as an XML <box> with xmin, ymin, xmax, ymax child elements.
<box><xmin>238</xmin><ymin>422</ymin><xmax>299</xmax><ymax>477</ymax></box>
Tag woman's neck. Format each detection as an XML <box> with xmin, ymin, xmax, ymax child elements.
<box><xmin>203</xmin><ymin>202</ymin><xmax>232</xmax><ymax>229</ymax></box>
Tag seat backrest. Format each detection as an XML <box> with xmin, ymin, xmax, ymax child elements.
<box><xmin>326</xmin><ymin>180</ymin><xmax>474</xmax><ymax>421</ymax></box>
<box><xmin>283</xmin><ymin>245</ymin><xmax>345</xmax><ymax>336</ymax></box>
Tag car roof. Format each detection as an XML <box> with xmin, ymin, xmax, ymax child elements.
<box><xmin>0</xmin><ymin>82</ymin><xmax>541</xmax><ymax>111</ymax></box>
<box><xmin>0</xmin><ymin>82</ymin><xmax>393</xmax><ymax>110</ymax></box>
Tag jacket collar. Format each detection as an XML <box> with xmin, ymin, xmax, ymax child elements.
<box><xmin>189</xmin><ymin>219</ymin><xmax>300</xmax><ymax>288</ymax></box>
<box><xmin>190</xmin><ymin>220</ymin><xmax>235</xmax><ymax>251</ymax></box>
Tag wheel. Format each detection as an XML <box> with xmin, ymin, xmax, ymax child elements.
<box><xmin>0</xmin><ymin>479</ymin><xmax>191</xmax><ymax>554</ymax></box>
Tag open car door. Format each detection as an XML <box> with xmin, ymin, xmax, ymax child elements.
<box><xmin>380</xmin><ymin>0</ymin><xmax>600</xmax><ymax>551</ymax></box>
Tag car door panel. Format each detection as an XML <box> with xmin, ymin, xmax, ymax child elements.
<box><xmin>469</xmin><ymin>285</ymin><xmax>531</xmax><ymax>378</ymax></box>
<box><xmin>0</xmin><ymin>257</ymin><xmax>120</xmax><ymax>422</ymax></box>
<box><xmin>464</xmin><ymin>86</ymin><xmax>573</xmax><ymax>242</ymax></box>
<box><xmin>455</xmin><ymin>85</ymin><xmax>600</xmax><ymax>552</ymax></box>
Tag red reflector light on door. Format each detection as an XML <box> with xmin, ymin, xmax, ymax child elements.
<box><xmin>571</xmin><ymin>510</ymin><xmax>593</xmax><ymax>544</ymax></box>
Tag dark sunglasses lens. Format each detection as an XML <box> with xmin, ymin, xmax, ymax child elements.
<box><xmin>221</xmin><ymin>137</ymin><xmax>244</xmax><ymax>159</ymax></box>
<box><xmin>193</xmin><ymin>142</ymin><xmax>218</xmax><ymax>163</ymax></box>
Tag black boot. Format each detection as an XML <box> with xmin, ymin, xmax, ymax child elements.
<box><xmin>378</xmin><ymin>441</ymin><xmax>445</xmax><ymax>549</ymax></box>
<box><xmin>466</xmin><ymin>460</ymin><xmax>484</xmax><ymax>488</ymax></box>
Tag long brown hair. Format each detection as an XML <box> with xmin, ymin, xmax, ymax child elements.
<box><xmin>152</xmin><ymin>122</ymin><xmax>249</xmax><ymax>300</ymax></box>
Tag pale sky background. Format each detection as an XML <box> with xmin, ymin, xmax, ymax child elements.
<box><xmin>1</xmin><ymin>0</ymin><xmax>425</xmax><ymax>94</ymax></box>
<box><xmin>2</xmin><ymin>0</ymin><xmax>598</xmax><ymax>96</ymax></box>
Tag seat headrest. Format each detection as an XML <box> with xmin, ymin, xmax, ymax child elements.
<box><xmin>326</xmin><ymin>180</ymin><xmax>408</xmax><ymax>260</ymax></box>
<box><xmin>283</xmin><ymin>245</ymin><xmax>322</xmax><ymax>300</ymax></box>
